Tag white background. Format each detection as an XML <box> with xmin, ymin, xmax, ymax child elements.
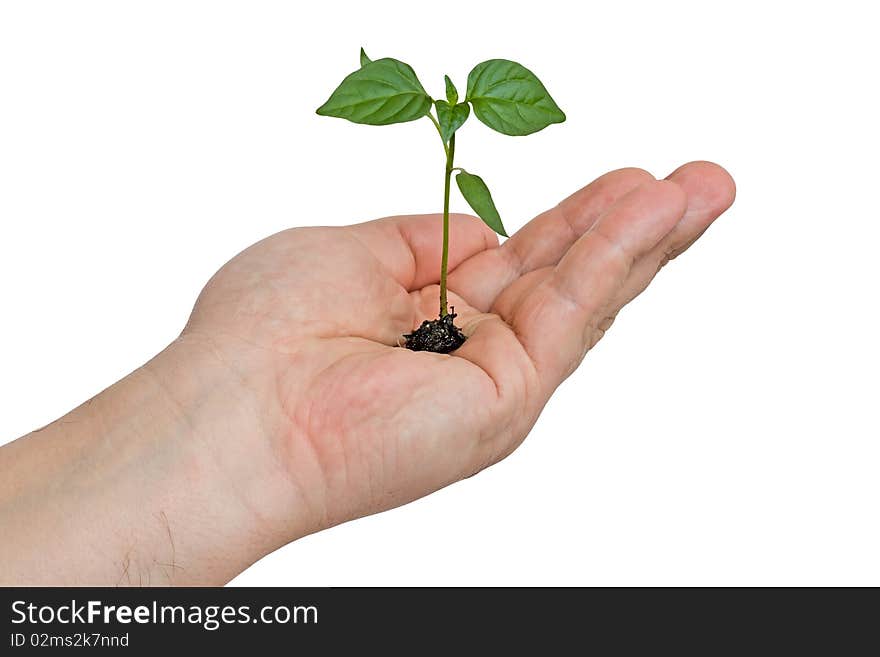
<box><xmin>1</xmin><ymin>1</ymin><xmax>878</xmax><ymax>586</ymax></box>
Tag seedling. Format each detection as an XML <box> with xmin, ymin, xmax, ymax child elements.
<box><xmin>317</xmin><ymin>49</ymin><xmax>565</xmax><ymax>353</ymax></box>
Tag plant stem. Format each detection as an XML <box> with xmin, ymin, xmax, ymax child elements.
<box><xmin>439</xmin><ymin>133</ymin><xmax>455</xmax><ymax>317</ymax></box>
<box><xmin>427</xmin><ymin>113</ymin><xmax>449</xmax><ymax>158</ymax></box>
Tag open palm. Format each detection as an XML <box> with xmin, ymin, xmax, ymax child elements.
<box><xmin>184</xmin><ymin>162</ymin><xmax>735</xmax><ymax>531</ymax></box>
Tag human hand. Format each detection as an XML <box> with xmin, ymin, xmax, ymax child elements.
<box><xmin>0</xmin><ymin>161</ymin><xmax>734</xmax><ymax>585</ymax></box>
<box><xmin>181</xmin><ymin>161</ymin><xmax>736</xmax><ymax>539</ymax></box>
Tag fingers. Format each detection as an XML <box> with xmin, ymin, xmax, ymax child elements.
<box><xmin>347</xmin><ymin>213</ymin><xmax>498</xmax><ymax>291</ymax></box>
<box><xmin>447</xmin><ymin>167</ymin><xmax>655</xmax><ymax>310</ymax></box>
<box><xmin>610</xmin><ymin>161</ymin><xmax>737</xmax><ymax>309</ymax></box>
<box><xmin>664</xmin><ymin>161</ymin><xmax>736</xmax><ymax>259</ymax></box>
<box><xmin>514</xmin><ymin>180</ymin><xmax>688</xmax><ymax>388</ymax></box>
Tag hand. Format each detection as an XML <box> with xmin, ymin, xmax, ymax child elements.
<box><xmin>182</xmin><ymin>161</ymin><xmax>736</xmax><ymax>533</ymax></box>
<box><xmin>0</xmin><ymin>161</ymin><xmax>734</xmax><ymax>585</ymax></box>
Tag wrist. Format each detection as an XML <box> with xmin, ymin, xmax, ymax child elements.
<box><xmin>130</xmin><ymin>333</ymin><xmax>322</xmax><ymax>579</ymax></box>
<box><xmin>0</xmin><ymin>333</ymin><xmax>317</xmax><ymax>585</ymax></box>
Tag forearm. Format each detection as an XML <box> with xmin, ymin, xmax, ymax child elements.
<box><xmin>0</xmin><ymin>337</ymin><xmax>310</xmax><ymax>586</ymax></box>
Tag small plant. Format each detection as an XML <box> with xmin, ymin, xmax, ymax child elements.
<box><xmin>317</xmin><ymin>49</ymin><xmax>565</xmax><ymax>353</ymax></box>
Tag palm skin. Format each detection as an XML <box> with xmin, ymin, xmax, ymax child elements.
<box><xmin>182</xmin><ymin>162</ymin><xmax>735</xmax><ymax>536</ymax></box>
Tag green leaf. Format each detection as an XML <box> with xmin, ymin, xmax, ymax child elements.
<box><xmin>465</xmin><ymin>59</ymin><xmax>566</xmax><ymax>136</ymax></box>
<box><xmin>435</xmin><ymin>100</ymin><xmax>469</xmax><ymax>143</ymax></box>
<box><xmin>359</xmin><ymin>48</ymin><xmax>372</xmax><ymax>67</ymax></box>
<box><xmin>316</xmin><ymin>58</ymin><xmax>432</xmax><ymax>126</ymax></box>
<box><xmin>455</xmin><ymin>170</ymin><xmax>508</xmax><ymax>237</ymax></box>
<box><xmin>444</xmin><ymin>75</ymin><xmax>458</xmax><ymax>105</ymax></box>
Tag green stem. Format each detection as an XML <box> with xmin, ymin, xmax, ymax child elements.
<box><xmin>426</xmin><ymin>113</ymin><xmax>449</xmax><ymax>158</ymax></box>
<box><xmin>439</xmin><ymin>133</ymin><xmax>455</xmax><ymax>317</ymax></box>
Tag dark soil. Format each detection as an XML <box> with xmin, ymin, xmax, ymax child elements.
<box><xmin>403</xmin><ymin>309</ymin><xmax>466</xmax><ymax>354</ymax></box>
